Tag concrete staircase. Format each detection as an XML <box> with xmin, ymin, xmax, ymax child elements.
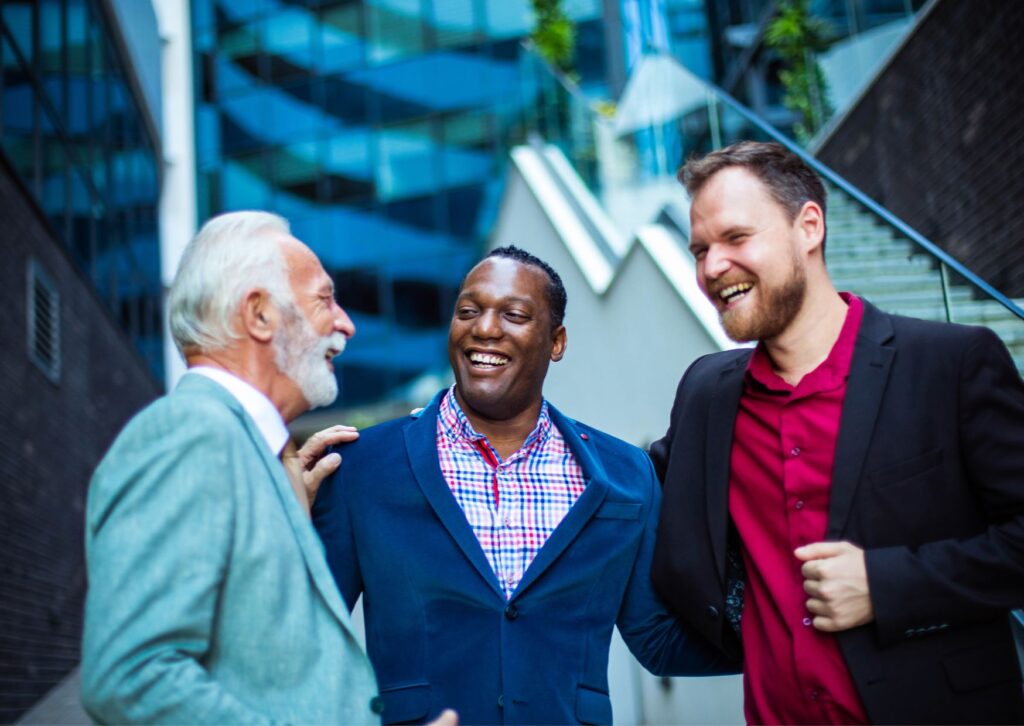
<box><xmin>824</xmin><ymin>186</ymin><xmax>1024</xmax><ymax>374</ymax></box>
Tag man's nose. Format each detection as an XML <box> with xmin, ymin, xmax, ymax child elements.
<box><xmin>702</xmin><ymin>245</ymin><xmax>731</xmax><ymax>280</ymax></box>
<box><xmin>332</xmin><ymin>302</ymin><xmax>356</xmax><ymax>339</ymax></box>
<box><xmin>471</xmin><ymin>309</ymin><xmax>502</xmax><ymax>339</ymax></box>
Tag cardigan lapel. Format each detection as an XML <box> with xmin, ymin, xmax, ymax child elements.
<box><xmin>511</xmin><ymin>405</ymin><xmax>610</xmax><ymax>600</ymax></box>
<box><xmin>705</xmin><ymin>353</ymin><xmax>750</xmax><ymax>586</ymax></box>
<box><xmin>826</xmin><ymin>301</ymin><xmax>895</xmax><ymax>539</ymax></box>
<box><xmin>404</xmin><ymin>394</ymin><xmax>506</xmax><ymax>599</ymax></box>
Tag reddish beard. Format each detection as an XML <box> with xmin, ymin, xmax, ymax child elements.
<box><xmin>719</xmin><ymin>262</ymin><xmax>807</xmax><ymax>342</ymax></box>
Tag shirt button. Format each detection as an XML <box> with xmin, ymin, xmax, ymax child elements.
<box><xmin>795</xmin><ymin>500</ymin><xmax>805</xmax><ymax>510</ymax></box>
<box><xmin>802</xmin><ymin>617</ymin><xmax>812</xmax><ymax>627</ymax></box>
<box><xmin>503</xmin><ymin>515</ymin><xmax>512</xmax><ymax>527</ymax></box>
<box><xmin>370</xmin><ymin>696</ymin><xmax>384</xmax><ymax>714</ymax></box>
<box><xmin>809</xmin><ymin>689</ymin><xmax>820</xmax><ymax>701</ymax></box>
<box><xmin>790</xmin><ymin>446</ymin><xmax>801</xmax><ymax>457</ymax></box>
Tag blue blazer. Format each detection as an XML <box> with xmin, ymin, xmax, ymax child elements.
<box><xmin>313</xmin><ymin>392</ymin><xmax>734</xmax><ymax>725</ymax></box>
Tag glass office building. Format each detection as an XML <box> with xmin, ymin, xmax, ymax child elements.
<box><xmin>191</xmin><ymin>0</ymin><xmax>606</xmax><ymax>409</ymax></box>
<box><xmin>0</xmin><ymin>0</ymin><xmax>164</xmax><ymax>382</ymax></box>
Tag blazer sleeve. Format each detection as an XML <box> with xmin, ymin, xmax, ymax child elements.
<box><xmin>616</xmin><ymin>454</ymin><xmax>741</xmax><ymax>676</ymax></box>
<box><xmin>312</xmin><ymin>455</ymin><xmax>364</xmax><ymax>610</ymax></box>
<box><xmin>80</xmin><ymin>404</ymin><xmax>270</xmax><ymax>725</ymax></box>
<box><xmin>649</xmin><ymin>354</ymin><xmax>713</xmax><ymax>484</ymax></box>
<box><xmin>866</xmin><ymin>327</ymin><xmax>1024</xmax><ymax>645</ymax></box>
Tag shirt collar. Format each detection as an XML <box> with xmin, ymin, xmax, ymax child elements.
<box><xmin>187</xmin><ymin>366</ymin><xmax>291</xmax><ymax>456</ymax></box>
<box><xmin>439</xmin><ymin>385</ymin><xmax>552</xmax><ymax>455</ymax></box>
<box><xmin>746</xmin><ymin>292</ymin><xmax>864</xmax><ymax>396</ymax></box>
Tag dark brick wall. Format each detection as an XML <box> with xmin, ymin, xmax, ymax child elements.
<box><xmin>0</xmin><ymin>166</ymin><xmax>161</xmax><ymax>721</ymax></box>
<box><xmin>816</xmin><ymin>0</ymin><xmax>1024</xmax><ymax>297</ymax></box>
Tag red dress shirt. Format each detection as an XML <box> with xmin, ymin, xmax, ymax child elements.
<box><xmin>729</xmin><ymin>293</ymin><xmax>870</xmax><ymax>724</ymax></box>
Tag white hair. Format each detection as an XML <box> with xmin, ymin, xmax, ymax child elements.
<box><xmin>169</xmin><ymin>211</ymin><xmax>293</xmax><ymax>356</ymax></box>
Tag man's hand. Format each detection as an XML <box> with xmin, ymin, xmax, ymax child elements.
<box><xmin>283</xmin><ymin>425</ymin><xmax>359</xmax><ymax>515</ymax></box>
<box><xmin>794</xmin><ymin>541</ymin><xmax>874</xmax><ymax>632</ymax></box>
<box><xmin>428</xmin><ymin>709</ymin><xmax>458</xmax><ymax>726</ymax></box>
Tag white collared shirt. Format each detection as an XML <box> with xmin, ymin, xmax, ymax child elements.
<box><xmin>187</xmin><ymin>366</ymin><xmax>290</xmax><ymax>456</ymax></box>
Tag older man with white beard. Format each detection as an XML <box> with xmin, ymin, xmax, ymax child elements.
<box><xmin>81</xmin><ymin>211</ymin><xmax>393</xmax><ymax>724</ymax></box>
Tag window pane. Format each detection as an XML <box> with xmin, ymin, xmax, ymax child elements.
<box><xmin>3</xmin><ymin>1</ymin><xmax>35</xmax><ymax>69</ymax></box>
<box><xmin>40</xmin><ymin>0</ymin><xmax>65</xmax><ymax>123</ymax></box>
<box><xmin>377</xmin><ymin>119</ymin><xmax>438</xmax><ymax>201</ymax></box>
<box><xmin>319</xmin><ymin>3</ymin><xmax>365</xmax><ymax>73</ymax></box>
<box><xmin>483</xmin><ymin>0</ymin><xmax>532</xmax><ymax>39</ymax></box>
<box><xmin>263</xmin><ymin>9</ymin><xmax>316</xmax><ymax>83</ymax></box>
<box><xmin>2</xmin><ymin>36</ymin><xmax>35</xmax><ymax>182</ymax></box>
<box><xmin>431</xmin><ymin>0</ymin><xmax>478</xmax><ymax>49</ymax></box>
<box><xmin>367</xmin><ymin>0</ymin><xmax>425</xmax><ymax>64</ymax></box>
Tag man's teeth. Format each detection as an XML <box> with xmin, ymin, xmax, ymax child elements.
<box><xmin>719</xmin><ymin>282</ymin><xmax>753</xmax><ymax>303</ymax></box>
<box><xmin>469</xmin><ymin>352</ymin><xmax>509</xmax><ymax>366</ymax></box>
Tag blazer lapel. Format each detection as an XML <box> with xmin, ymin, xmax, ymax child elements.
<box><xmin>178</xmin><ymin>375</ymin><xmax>360</xmax><ymax>637</ymax></box>
<box><xmin>706</xmin><ymin>354</ymin><xmax>749</xmax><ymax>586</ymax></box>
<box><xmin>405</xmin><ymin>396</ymin><xmax>506</xmax><ymax>599</ymax></box>
<box><xmin>827</xmin><ymin>302</ymin><xmax>895</xmax><ymax>539</ymax></box>
<box><xmin>511</xmin><ymin>406</ymin><xmax>610</xmax><ymax>600</ymax></box>
<box><xmin>247</xmin><ymin>415</ymin><xmax>360</xmax><ymax>638</ymax></box>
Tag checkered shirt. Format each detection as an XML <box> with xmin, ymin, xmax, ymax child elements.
<box><xmin>437</xmin><ymin>387</ymin><xmax>586</xmax><ymax>600</ymax></box>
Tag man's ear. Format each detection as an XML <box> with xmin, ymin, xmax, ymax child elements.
<box><xmin>240</xmin><ymin>289</ymin><xmax>277</xmax><ymax>343</ymax></box>
<box><xmin>796</xmin><ymin>200</ymin><xmax>826</xmax><ymax>256</ymax></box>
<box><xmin>550</xmin><ymin>325</ymin><xmax>567</xmax><ymax>363</ymax></box>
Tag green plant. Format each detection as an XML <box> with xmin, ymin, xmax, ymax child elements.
<box><xmin>765</xmin><ymin>0</ymin><xmax>834</xmax><ymax>143</ymax></box>
<box><xmin>530</xmin><ymin>0</ymin><xmax>576</xmax><ymax>75</ymax></box>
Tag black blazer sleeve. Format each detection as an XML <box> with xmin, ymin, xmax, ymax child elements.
<box><xmin>865</xmin><ymin>327</ymin><xmax>1024</xmax><ymax>645</ymax></box>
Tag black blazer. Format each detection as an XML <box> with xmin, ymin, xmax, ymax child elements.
<box><xmin>650</xmin><ymin>301</ymin><xmax>1024</xmax><ymax>724</ymax></box>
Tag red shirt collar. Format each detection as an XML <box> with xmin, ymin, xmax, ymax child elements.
<box><xmin>746</xmin><ymin>292</ymin><xmax>863</xmax><ymax>398</ymax></box>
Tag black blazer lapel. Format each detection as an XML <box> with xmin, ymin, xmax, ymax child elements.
<box><xmin>706</xmin><ymin>355</ymin><xmax>749</xmax><ymax>585</ymax></box>
<box><xmin>403</xmin><ymin>395</ymin><xmax>505</xmax><ymax>600</ymax></box>
<box><xmin>827</xmin><ymin>302</ymin><xmax>896</xmax><ymax>539</ymax></box>
<box><xmin>511</xmin><ymin>406</ymin><xmax>610</xmax><ymax>600</ymax></box>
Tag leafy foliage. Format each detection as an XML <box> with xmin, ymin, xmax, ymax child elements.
<box><xmin>530</xmin><ymin>0</ymin><xmax>576</xmax><ymax>74</ymax></box>
<box><xmin>765</xmin><ymin>0</ymin><xmax>834</xmax><ymax>142</ymax></box>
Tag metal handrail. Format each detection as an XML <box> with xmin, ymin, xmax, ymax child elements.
<box><xmin>696</xmin><ymin>77</ymin><xmax>1024</xmax><ymax>321</ymax></box>
<box><xmin>521</xmin><ymin>45</ymin><xmax>1024</xmax><ymax>321</ymax></box>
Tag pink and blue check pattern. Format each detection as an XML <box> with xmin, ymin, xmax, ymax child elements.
<box><xmin>437</xmin><ymin>387</ymin><xmax>586</xmax><ymax>600</ymax></box>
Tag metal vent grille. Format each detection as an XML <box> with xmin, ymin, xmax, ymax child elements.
<box><xmin>27</xmin><ymin>260</ymin><xmax>61</xmax><ymax>383</ymax></box>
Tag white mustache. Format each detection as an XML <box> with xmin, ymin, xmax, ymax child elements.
<box><xmin>321</xmin><ymin>332</ymin><xmax>347</xmax><ymax>358</ymax></box>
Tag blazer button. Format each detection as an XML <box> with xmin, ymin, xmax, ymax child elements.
<box><xmin>497</xmin><ymin>694</ymin><xmax>505</xmax><ymax>709</ymax></box>
<box><xmin>370</xmin><ymin>696</ymin><xmax>384</xmax><ymax>715</ymax></box>
<box><xmin>707</xmin><ymin>605</ymin><xmax>719</xmax><ymax>619</ymax></box>
<box><xmin>505</xmin><ymin>604</ymin><xmax>519</xmax><ymax>621</ymax></box>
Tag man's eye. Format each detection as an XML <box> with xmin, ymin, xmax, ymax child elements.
<box><xmin>505</xmin><ymin>311</ymin><xmax>529</xmax><ymax>322</ymax></box>
<box><xmin>456</xmin><ymin>307</ymin><xmax>478</xmax><ymax>318</ymax></box>
<box><xmin>691</xmin><ymin>248</ymin><xmax>707</xmax><ymax>260</ymax></box>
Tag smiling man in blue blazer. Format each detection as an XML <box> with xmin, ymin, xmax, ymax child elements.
<box><xmin>313</xmin><ymin>246</ymin><xmax>734</xmax><ymax>725</ymax></box>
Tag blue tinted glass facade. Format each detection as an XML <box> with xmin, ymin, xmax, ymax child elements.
<box><xmin>192</xmin><ymin>0</ymin><xmax>604</xmax><ymax>408</ymax></box>
<box><xmin>0</xmin><ymin>0</ymin><xmax>164</xmax><ymax>382</ymax></box>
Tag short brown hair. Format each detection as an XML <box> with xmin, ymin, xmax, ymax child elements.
<box><xmin>679</xmin><ymin>141</ymin><xmax>827</xmax><ymax>246</ymax></box>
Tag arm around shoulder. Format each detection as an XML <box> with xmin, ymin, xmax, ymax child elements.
<box><xmin>616</xmin><ymin>453</ymin><xmax>741</xmax><ymax>677</ymax></box>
